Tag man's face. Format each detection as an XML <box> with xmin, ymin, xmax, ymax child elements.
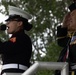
<box><xmin>6</xmin><ymin>19</ymin><xmax>23</xmax><ymax>34</ymax></box>
<box><xmin>70</xmin><ymin>9</ymin><xmax>76</xmax><ymax>31</ymax></box>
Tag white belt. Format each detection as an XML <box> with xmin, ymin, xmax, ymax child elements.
<box><xmin>2</xmin><ymin>64</ymin><xmax>28</xmax><ymax>71</ymax></box>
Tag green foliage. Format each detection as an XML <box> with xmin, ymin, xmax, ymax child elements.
<box><xmin>36</xmin><ymin>69</ymin><xmax>54</xmax><ymax>75</ymax></box>
<box><xmin>0</xmin><ymin>0</ymin><xmax>73</xmax><ymax>75</ymax></box>
<box><xmin>43</xmin><ymin>42</ymin><xmax>62</xmax><ymax>61</ymax></box>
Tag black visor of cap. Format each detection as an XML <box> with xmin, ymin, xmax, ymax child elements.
<box><xmin>69</xmin><ymin>2</ymin><xmax>76</xmax><ymax>11</ymax></box>
<box><xmin>5</xmin><ymin>15</ymin><xmax>33</xmax><ymax>31</ymax></box>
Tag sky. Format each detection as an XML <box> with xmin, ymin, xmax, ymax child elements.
<box><xmin>0</xmin><ymin>5</ymin><xmax>8</xmax><ymax>23</ymax></box>
<box><xmin>0</xmin><ymin>13</ymin><xmax>7</xmax><ymax>23</ymax></box>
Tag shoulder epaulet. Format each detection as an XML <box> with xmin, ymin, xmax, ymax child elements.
<box><xmin>9</xmin><ymin>37</ymin><xmax>16</xmax><ymax>43</ymax></box>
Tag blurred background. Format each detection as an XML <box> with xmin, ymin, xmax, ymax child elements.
<box><xmin>0</xmin><ymin>0</ymin><xmax>73</xmax><ymax>75</ymax></box>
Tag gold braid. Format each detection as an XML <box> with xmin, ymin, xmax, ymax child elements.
<box><xmin>57</xmin><ymin>31</ymin><xmax>75</xmax><ymax>40</ymax></box>
<box><xmin>67</xmin><ymin>31</ymin><xmax>75</xmax><ymax>38</ymax></box>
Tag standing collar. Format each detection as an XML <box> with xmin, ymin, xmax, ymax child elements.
<box><xmin>11</xmin><ymin>30</ymin><xmax>25</xmax><ymax>37</ymax></box>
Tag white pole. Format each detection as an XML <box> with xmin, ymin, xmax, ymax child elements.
<box><xmin>61</xmin><ymin>62</ymin><xmax>69</xmax><ymax>75</ymax></box>
<box><xmin>22</xmin><ymin>62</ymin><xmax>39</xmax><ymax>75</ymax></box>
<box><xmin>22</xmin><ymin>61</ymin><xmax>69</xmax><ymax>75</ymax></box>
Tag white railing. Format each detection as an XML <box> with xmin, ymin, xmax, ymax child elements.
<box><xmin>22</xmin><ymin>61</ymin><xmax>69</xmax><ymax>75</ymax></box>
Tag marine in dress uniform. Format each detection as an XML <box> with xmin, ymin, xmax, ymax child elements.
<box><xmin>0</xmin><ymin>6</ymin><xmax>33</xmax><ymax>75</ymax></box>
<box><xmin>55</xmin><ymin>2</ymin><xmax>76</xmax><ymax>75</ymax></box>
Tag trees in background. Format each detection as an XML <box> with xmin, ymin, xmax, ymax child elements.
<box><xmin>0</xmin><ymin>0</ymin><xmax>72</xmax><ymax>74</ymax></box>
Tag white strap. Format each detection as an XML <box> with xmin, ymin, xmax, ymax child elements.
<box><xmin>2</xmin><ymin>64</ymin><xmax>28</xmax><ymax>70</ymax></box>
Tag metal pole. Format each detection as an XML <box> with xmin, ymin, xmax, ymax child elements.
<box><xmin>61</xmin><ymin>62</ymin><xmax>69</xmax><ymax>75</ymax></box>
<box><xmin>22</xmin><ymin>62</ymin><xmax>39</xmax><ymax>75</ymax></box>
<box><xmin>22</xmin><ymin>61</ymin><xmax>69</xmax><ymax>75</ymax></box>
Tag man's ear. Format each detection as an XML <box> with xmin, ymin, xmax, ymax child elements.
<box><xmin>18</xmin><ymin>21</ymin><xmax>23</xmax><ymax>26</ymax></box>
